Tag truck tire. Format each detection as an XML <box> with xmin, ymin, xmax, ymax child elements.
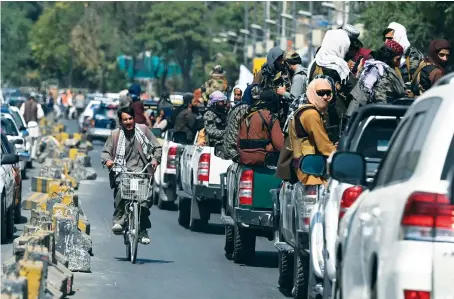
<box><xmin>6</xmin><ymin>203</ymin><xmax>14</xmax><ymax>240</ymax></box>
<box><xmin>1</xmin><ymin>192</ymin><xmax>7</xmax><ymax>244</ymax></box>
<box><xmin>224</xmin><ymin>225</ymin><xmax>234</xmax><ymax>256</ymax></box>
<box><xmin>278</xmin><ymin>251</ymin><xmax>294</xmax><ymax>290</ymax></box>
<box><xmin>152</xmin><ymin>181</ymin><xmax>159</xmax><ymax>205</ymax></box>
<box><xmin>178</xmin><ymin>197</ymin><xmax>190</xmax><ymax>228</ymax></box>
<box><xmin>14</xmin><ymin>184</ymin><xmax>22</xmax><ymax>224</ymax></box>
<box><xmin>232</xmin><ymin>224</ymin><xmax>256</xmax><ymax>264</ymax></box>
<box><xmin>158</xmin><ymin>187</ymin><xmax>176</xmax><ymax>210</ymax></box>
<box><xmin>293</xmin><ymin>250</ymin><xmax>309</xmax><ymax>299</ymax></box>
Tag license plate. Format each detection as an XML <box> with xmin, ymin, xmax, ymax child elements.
<box><xmin>130</xmin><ymin>179</ymin><xmax>139</xmax><ymax>191</ymax></box>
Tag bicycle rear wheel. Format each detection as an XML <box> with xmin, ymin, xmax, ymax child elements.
<box><xmin>129</xmin><ymin>201</ymin><xmax>140</xmax><ymax>263</ymax></box>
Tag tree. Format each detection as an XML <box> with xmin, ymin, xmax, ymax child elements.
<box><xmin>142</xmin><ymin>2</ymin><xmax>210</xmax><ymax>91</ymax></box>
<box><xmin>1</xmin><ymin>2</ymin><xmax>35</xmax><ymax>85</ymax></box>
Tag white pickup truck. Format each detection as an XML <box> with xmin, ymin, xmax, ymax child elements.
<box><xmin>152</xmin><ymin>129</ymin><xmax>185</xmax><ymax>210</ymax></box>
<box><xmin>176</xmin><ymin>131</ymin><xmax>233</xmax><ymax>231</ymax></box>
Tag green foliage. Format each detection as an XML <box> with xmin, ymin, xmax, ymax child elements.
<box><xmin>142</xmin><ymin>2</ymin><xmax>210</xmax><ymax>90</ymax></box>
<box><xmin>1</xmin><ymin>2</ymin><xmax>35</xmax><ymax>85</ymax></box>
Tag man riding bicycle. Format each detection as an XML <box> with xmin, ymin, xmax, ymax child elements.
<box><xmin>101</xmin><ymin>106</ymin><xmax>162</xmax><ymax>244</ymax></box>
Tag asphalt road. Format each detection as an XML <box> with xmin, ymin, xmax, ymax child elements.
<box><xmin>2</xmin><ymin>119</ymin><xmax>290</xmax><ymax>299</ymax></box>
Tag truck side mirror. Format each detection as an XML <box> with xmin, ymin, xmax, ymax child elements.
<box><xmin>264</xmin><ymin>151</ymin><xmax>280</xmax><ymax>170</ymax></box>
<box><xmin>1</xmin><ymin>154</ymin><xmax>19</xmax><ymax>165</ymax></box>
<box><xmin>299</xmin><ymin>154</ymin><xmax>326</xmax><ymax>176</ymax></box>
<box><xmin>330</xmin><ymin>151</ymin><xmax>366</xmax><ymax>186</ymax></box>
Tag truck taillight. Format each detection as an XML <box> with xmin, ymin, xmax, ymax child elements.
<box><xmin>197</xmin><ymin>153</ymin><xmax>210</xmax><ymax>183</ymax></box>
<box><xmin>298</xmin><ymin>185</ymin><xmax>318</xmax><ymax>231</ymax></box>
<box><xmin>167</xmin><ymin>146</ymin><xmax>177</xmax><ymax>169</ymax></box>
<box><xmin>404</xmin><ymin>290</ymin><xmax>430</xmax><ymax>299</ymax></box>
<box><xmin>339</xmin><ymin>186</ymin><xmax>363</xmax><ymax>219</ymax></box>
<box><xmin>239</xmin><ymin>170</ymin><xmax>254</xmax><ymax>205</ymax></box>
<box><xmin>400</xmin><ymin>192</ymin><xmax>453</xmax><ymax>243</ymax></box>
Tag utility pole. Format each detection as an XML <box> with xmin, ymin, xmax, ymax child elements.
<box><xmin>307</xmin><ymin>1</ymin><xmax>314</xmax><ymax>63</ymax></box>
<box><xmin>243</xmin><ymin>2</ymin><xmax>248</xmax><ymax>66</ymax></box>
<box><xmin>281</xmin><ymin>0</ymin><xmax>287</xmax><ymax>49</ymax></box>
<box><xmin>292</xmin><ymin>1</ymin><xmax>296</xmax><ymax>50</ymax></box>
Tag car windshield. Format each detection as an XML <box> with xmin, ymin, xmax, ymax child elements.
<box><xmin>1</xmin><ymin>118</ymin><xmax>19</xmax><ymax>136</ymax></box>
<box><xmin>11</xmin><ymin>111</ymin><xmax>25</xmax><ymax>129</ymax></box>
<box><xmin>94</xmin><ymin>106</ymin><xmax>117</xmax><ymax>119</ymax></box>
<box><xmin>356</xmin><ymin>118</ymin><xmax>399</xmax><ymax>176</ymax></box>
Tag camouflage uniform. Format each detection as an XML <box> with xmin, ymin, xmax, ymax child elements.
<box><xmin>350</xmin><ymin>60</ymin><xmax>406</xmax><ymax>111</ymax></box>
<box><xmin>202</xmin><ymin>73</ymin><xmax>228</xmax><ymax>104</ymax></box>
<box><xmin>400</xmin><ymin>46</ymin><xmax>425</xmax><ymax>84</ymax></box>
<box><xmin>203</xmin><ymin>108</ymin><xmax>227</xmax><ymax>147</ymax></box>
<box><xmin>222</xmin><ymin>103</ymin><xmax>250</xmax><ymax>161</ymax></box>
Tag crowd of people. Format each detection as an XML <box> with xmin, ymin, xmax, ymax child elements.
<box><xmin>102</xmin><ymin>21</ymin><xmax>451</xmax><ymax>244</ymax></box>
<box><xmin>176</xmin><ymin>22</ymin><xmax>451</xmax><ymax>169</ymax></box>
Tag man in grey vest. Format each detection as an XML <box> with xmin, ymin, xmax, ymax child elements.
<box><xmin>20</xmin><ymin>95</ymin><xmax>44</xmax><ymax>160</ymax></box>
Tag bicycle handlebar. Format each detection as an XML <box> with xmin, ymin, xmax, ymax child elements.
<box><xmin>106</xmin><ymin>161</ymin><xmax>155</xmax><ymax>174</ymax></box>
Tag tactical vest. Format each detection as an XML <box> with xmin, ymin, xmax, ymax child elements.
<box><xmin>23</xmin><ymin>100</ymin><xmax>38</xmax><ymax>123</ymax></box>
<box><xmin>238</xmin><ymin>110</ymin><xmax>274</xmax><ymax>150</ymax></box>
<box><xmin>411</xmin><ymin>61</ymin><xmax>438</xmax><ymax>96</ymax></box>
<box><xmin>288</xmin><ymin>104</ymin><xmax>321</xmax><ymax>160</ymax></box>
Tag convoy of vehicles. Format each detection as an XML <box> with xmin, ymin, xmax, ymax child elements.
<box><xmin>3</xmin><ymin>74</ymin><xmax>453</xmax><ymax>297</ymax></box>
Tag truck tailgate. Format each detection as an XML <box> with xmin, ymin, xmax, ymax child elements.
<box><xmin>251</xmin><ymin>166</ymin><xmax>281</xmax><ymax>209</ymax></box>
<box><xmin>209</xmin><ymin>148</ymin><xmax>232</xmax><ymax>185</ymax></box>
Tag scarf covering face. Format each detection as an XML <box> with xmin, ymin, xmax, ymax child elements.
<box><xmin>314</xmin><ymin>29</ymin><xmax>351</xmax><ymax>82</ymax></box>
<box><xmin>306</xmin><ymin>78</ymin><xmax>333</xmax><ymax>113</ymax></box>
<box><xmin>428</xmin><ymin>39</ymin><xmax>451</xmax><ymax>69</ymax></box>
<box><xmin>283</xmin><ymin>75</ymin><xmax>336</xmax><ymax>134</ymax></box>
<box><xmin>113</xmin><ymin>124</ymin><xmax>155</xmax><ymax>173</ymax></box>
<box><xmin>208</xmin><ymin>90</ymin><xmax>227</xmax><ymax>107</ymax></box>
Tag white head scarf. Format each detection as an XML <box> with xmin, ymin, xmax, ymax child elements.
<box><xmin>314</xmin><ymin>29</ymin><xmax>351</xmax><ymax>82</ymax></box>
<box><xmin>387</xmin><ymin>22</ymin><xmax>411</xmax><ymax>53</ymax></box>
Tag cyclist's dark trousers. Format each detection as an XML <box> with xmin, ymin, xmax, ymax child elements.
<box><xmin>113</xmin><ymin>185</ymin><xmax>152</xmax><ymax>230</ymax></box>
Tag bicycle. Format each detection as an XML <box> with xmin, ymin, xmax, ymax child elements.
<box><xmin>108</xmin><ymin>161</ymin><xmax>154</xmax><ymax>264</ymax></box>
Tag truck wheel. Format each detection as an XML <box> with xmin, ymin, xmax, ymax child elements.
<box><xmin>232</xmin><ymin>224</ymin><xmax>256</xmax><ymax>264</ymax></box>
<box><xmin>158</xmin><ymin>187</ymin><xmax>176</xmax><ymax>210</ymax></box>
<box><xmin>14</xmin><ymin>184</ymin><xmax>22</xmax><ymax>223</ymax></box>
<box><xmin>152</xmin><ymin>181</ymin><xmax>159</xmax><ymax>205</ymax></box>
<box><xmin>292</xmin><ymin>250</ymin><xmax>309</xmax><ymax>299</ymax></box>
<box><xmin>278</xmin><ymin>251</ymin><xmax>294</xmax><ymax>291</ymax></box>
<box><xmin>178</xmin><ymin>197</ymin><xmax>190</xmax><ymax>228</ymax></box>
<box><xmin>1</xmin><ymin>193</ymin><xmax>7</xmax><ymax>244</ymax></box>
<box><xmin>6</xmin><ymin>204</ymin><xmax>14</xmax><ymax>239</ymax></box>
<box><xmin>224</xmin><ymin>225</ymin><xmax>234</xmax><ymax>257</ymax></box>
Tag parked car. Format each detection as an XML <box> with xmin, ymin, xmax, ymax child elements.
<box><xmin>1</xmin><ymin>104</ymin><xmax>32</xmax><ymax>168</ymax></box>
<box><xmin>1</xmin><ymin>113</ymin><xmax>29</xmax><ymax>178</ymax></box>
<box><xmin>78</xmin><ymin>99</ymin><xmax>101</xmax><ymax>133</ymax></box>
<box><xmin>0</xmin><ymin>134</ymin><xmax>20</xmax><ymax>243</ymax></box>
<box><xmin>1</xmin><ymin>133</ymin><xmax>23</xmax><ymax>224</ymax></box>
<box><xmin>308</xmin><ymin>104</ymin><xmax>410</xmax><ymax>299</ymax></box>
<box><xmin>177</xmin><ymin>131</ymin><xmax>232</xmax><ymax>231</ymax></box>
<box><xmin>152</xmin><ymin>129</ymin><xmax>186</xmax><ymax>209</ymax></box>
<box><xmin>86</xmin><ymin>102</ymin><xmax>118</xmax><ymax>141</ymax></box>
<box><xmin>333</xmin><ymin>81</ymin><xmax>454</xmax><ymax>299</ymax></box>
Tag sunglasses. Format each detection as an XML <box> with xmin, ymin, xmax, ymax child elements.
<box><xmin>316</xmin><ymin>90</ymin><xmax>332</xmax><ymax>97</ymax></box>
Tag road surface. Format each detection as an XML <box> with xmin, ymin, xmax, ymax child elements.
<box><xmin>2</xmin><ymin>119</ymin><xmax>289</xmax><ymax>299</ymax></box>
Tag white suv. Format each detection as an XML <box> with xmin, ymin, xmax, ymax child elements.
<box><xmin>331</xmin><ymin>80</ymin><xmax>454</xmax><ymax>299</ymax></box>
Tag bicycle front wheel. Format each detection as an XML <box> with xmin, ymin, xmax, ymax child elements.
<box><xmin>129</xmin><ymin>202</ymin><xmax>140</xmax><ymax>264</ymax></box>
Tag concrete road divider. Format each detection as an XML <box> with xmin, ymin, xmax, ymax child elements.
<box><xmin>1</xmin><ymin>118</ymin><xmax>96</xmax><ymax>297</ymax></box>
